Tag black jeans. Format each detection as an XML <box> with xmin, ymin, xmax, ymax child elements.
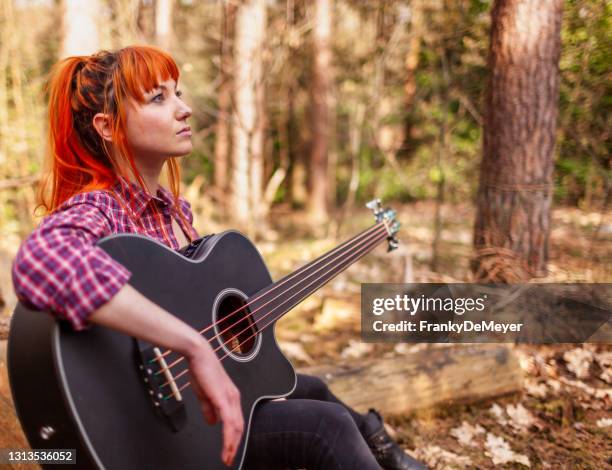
<box><xmin>243</xmin><ymin>374</ymin><xmax>381</xmax><ymax>470</ymax></box>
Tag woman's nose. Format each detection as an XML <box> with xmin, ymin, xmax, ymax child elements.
<box><xmin>176</xmin><ymin>101</ymin><xmax>192</xmax><ymax>121</ymax></box>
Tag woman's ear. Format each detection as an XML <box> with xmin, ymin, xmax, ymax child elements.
<box><xmin>92</xmin><ymin>113</ymin><xmax>113</xmax><ymax>142</ymax></box>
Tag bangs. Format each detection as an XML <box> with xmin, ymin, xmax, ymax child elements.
<box><xmin>115</xmin><ymin>45</ymin><xmax>180</xmax><ymax>103</ymax></box>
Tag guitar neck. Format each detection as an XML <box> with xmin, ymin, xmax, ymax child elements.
<box><xmin>248</xmin><ymin>222</ymin><xmax>389</xmax><ymax>323</ymax></box>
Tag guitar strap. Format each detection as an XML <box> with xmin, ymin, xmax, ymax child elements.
<box><xmin>177</xmin><ymin>233</ymin><xmax>215</xmax><ymax>260</ymax></box>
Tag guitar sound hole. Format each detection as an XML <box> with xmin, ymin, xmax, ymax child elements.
<box><xmin>215</xmin><ymin>293</ymin><xmax>259</xmax><ymax>358</ymax></box>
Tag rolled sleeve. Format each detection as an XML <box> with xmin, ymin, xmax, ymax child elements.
<box><xmin>12</xmin><ymin>202</ymin><xmax>132</xmax><ymax>331</ymax></box>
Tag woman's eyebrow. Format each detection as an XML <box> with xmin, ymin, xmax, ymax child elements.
<box><xmin>153</xmin><ymin>83</ymin><xmax>178</xmax><ymax>91</ymax></box>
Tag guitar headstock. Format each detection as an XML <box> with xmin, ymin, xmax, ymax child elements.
<box><xmin>366</xmin><ymin>199</ymin><xmax>401</xmax><ymax>251</ymax></box>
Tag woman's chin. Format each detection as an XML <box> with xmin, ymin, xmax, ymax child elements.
<box><xmin>169</xmin><ymin>145</ymin><xmax>193</xmax><ymax>158</ymax></box>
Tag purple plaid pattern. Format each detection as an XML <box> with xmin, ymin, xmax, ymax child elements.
<box><xmin>12</xmin><ymin>178</ymin><xmax>199</xmax><ymax>331</ymax></box>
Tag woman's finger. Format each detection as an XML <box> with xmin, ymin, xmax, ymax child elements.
<box><xmin>218</xmin><ymin>398</ymin><xmax>244</xmax><ymax>466</ymax></box>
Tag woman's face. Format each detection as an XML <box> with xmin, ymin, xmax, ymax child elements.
<box><xmin>124</xmin><ymin>78</ymin><xmax>193</xmax><ymax>164</ymax></box>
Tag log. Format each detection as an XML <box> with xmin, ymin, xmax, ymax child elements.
<box><xmin>0</xmin><ymin>340</ymin><xmax>39</xmax><ymax>469</ymax></box>
<box><xmin>299</xmin><ymin>344</ymin><xmax>523</xmax><ymax>415</ymax></box>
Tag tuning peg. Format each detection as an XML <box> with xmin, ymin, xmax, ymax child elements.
<box><xmin>366</xmin><ymin>198</ymin><xmax>382</xmax><ymax>211</ymax></box>
<box><xmin>366</xmin><ymin>199</ymin><xmax>384</xmax><ymax>222</ymax></box>
<box><xmin>367</xmin><ymin>199</ymin><xmax>401</xmax><ymax>251</ymax></box>
<box><xmin>387</xmin><ymin>236</ymin><xmax>399</xmax><ymax>252</ymax></box>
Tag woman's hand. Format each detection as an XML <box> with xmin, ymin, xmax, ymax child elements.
<box><xmin>187</xmin><ymin>341</ymin><xmax>245</xmax><ymax>467</ymax></box>
<box><xmin>89</xmin><ymin>283</ymin><xmax>245</xmax><ymax>466</ymax></box>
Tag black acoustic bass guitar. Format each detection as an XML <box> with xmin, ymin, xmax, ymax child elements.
<box><xmin>8</xmin><ymin>199</ymin><xmax>400</xmax><ymax>469</ymax></box>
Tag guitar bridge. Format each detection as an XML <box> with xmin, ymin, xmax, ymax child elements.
<box><xmin>135</xmin><ymin>340</ymin><xmax>187</xmax><ymax>432</ymax></box>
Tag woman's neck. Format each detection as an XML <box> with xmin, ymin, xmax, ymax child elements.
<box><xmin>132</xmin><ymin>158</ymin><xmax>166</xmax><ymax>195</ymax></box>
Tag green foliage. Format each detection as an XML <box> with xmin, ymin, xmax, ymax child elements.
<box><xmin>556</xmin><ymin>0</ymin><xmax>611</xmax><ymax>207</ymax></box>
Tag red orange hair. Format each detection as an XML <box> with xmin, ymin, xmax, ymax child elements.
<box><xmin>38</xmin><ymin>45</ymin><xmax>191</xmax><ymax>241</ymax></box>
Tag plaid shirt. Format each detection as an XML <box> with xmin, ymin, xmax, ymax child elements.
<box><xmin>12</xmin><ymin>178</ymin><xmax>199</xmax><ymax>331</ymax></box>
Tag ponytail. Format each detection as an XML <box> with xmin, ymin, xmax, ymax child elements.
<box><xmin>38</xmin><ymin>55</ymin><xmax>116</xmax><ymax>214</ymax></box>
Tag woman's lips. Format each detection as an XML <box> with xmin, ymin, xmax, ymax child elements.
<box><xmin>177</xmin><ymin>126</ymin><xmax>192</xmax><ymax>137</ymax></box>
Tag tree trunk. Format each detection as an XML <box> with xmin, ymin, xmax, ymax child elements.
<box><xmin>2</xmin><ymin>0</ymin><xmax>35</xmax><ymax>234</ymax></box>
<box><xmin>62</xmin><ymin>0</ymin><xmax>100</xmax><ymax>57</ymax></box>
<box><xmin>399</xmin><ymin>0</ymin><xmax>423</xmax><ymax>159</ymax></box>
<box><xmin>230</xmin><ymin>0</ymin><xmax>266</xmax><ymax>230</ymax></box>
<box><xmin>472</xmin><ymin>0</ymin><xmax>563</xmax><ymax>282</ymax></box>
<box><xmin>213</xmin><ymin>1</ymin><xmax>236</xmax><ymax>198</ymax></box>
<box><xmin>250</xmin><ymin>16</ymin><xmax>268</xmax><ymax>230</ymax></box>
<box><xmin>308</xmin><ymin>0</ymin><xmax>332</xmax><ymax>222</ymax></box>
<box><xmin>137</xmin><ymin>0</ymin><xmax>156</xmax><ymax>43</ymax></box>
<box><xmin>155</xmin><ymin>0</ymin><xmax>173</xmax><ymax>52</ymax></box>
<box><xmin>110</xmin><ymin>0</ymin><xmax>145</xmax><ymax>46</ymax></box>
<box><xmin>285</xmin><ymin>2</ymin><xmax>307</xmax><ymax>209</ymax></box>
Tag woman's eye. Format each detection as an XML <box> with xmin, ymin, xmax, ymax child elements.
<box><xmin>176</xmin><ymin>90</ymin><xmax>183</xmax><ymax>98</ymax></box>
<box><xmin>152</xmin><ymin>93</ymin><xmax>164</xmax><ymax>102</ymax></box>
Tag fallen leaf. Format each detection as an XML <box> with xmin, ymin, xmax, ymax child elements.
<box><xmin>596</xmin><ymin>418</ymin><xmax>612</xmax><ymax>428</ymax></box>
<box><xmin>563</xmin><ymin>348</ymin><xmax>593</xmax><ymax>379</ymax></box>
<box><xmin>594</xmin><ymin>351</ymin><xmax>612</xmax><ymax>384</ymax></box>
<box><xmin>416</xmin><ymin>444</ymin><xmax>473</xmax><ymax>468</ymax></box>
<box><xmin>594</xmin><ymin>351</ymin><xmax>612</xmax><ymax>368</ymax></box>
<box><xmin>506</xmin><ymin>403</ymin><xmax>536</xmax><ymax>432</ymax></box>
<box><xmin>340</xmin><ymin>339</ymin><xmax>374</xmax><ymax>359</ymax></box>
<box><xmin>489</xmin><ymin>403</ymin><xmax>508</xmax><ymax>426</ymax></box>
<box><xmin>450</xmin><ymin>421</ymin><xmax>485</xmax><ymax>447</ymax></box>
<box><xmin>394</xmin><ymin>343</ymin><xmax>427</xmax><ymax>355</ymax></box>
<box><xmin>484</xmin><ymin>433</ymin><xmax>530</xmax><ymax>467</ymax></box>
<box><xmin>524</xmin><ymin>379</ymin><xmax>548</xmax><ymax>398</ymax></box>
<box><xmin>558</xmin><ymin>376</ymin><xmax>612</xmax><ymax>400</ymax></box>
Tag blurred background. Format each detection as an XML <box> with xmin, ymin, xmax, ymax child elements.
<box><xmin>0</xmin><ymin>0</ymin><xmax>610</xmax><ymax>468</ymax></box>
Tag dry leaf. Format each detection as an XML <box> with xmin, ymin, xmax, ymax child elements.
<box><xmin>524</xmin><ymin>379</ymin><xmax>548</xmax><ymax>398</ymax></box>
<box><xmin>484</xmin><ymin>433</ymin><xmax>530</xmax><ymax>467</ymax></box>
<box><xmin>340</xmin><ymin>340</ymin><xmax>374</xmax><ymax>359</ymax></box>
<box><xmin>594</xmin><ymin>351</ymin><xmax>612</xmax><ymax>368</ymax></box>
<box><xmin>394</xmin><ymin>343</ymin><xmax>427</xmax><ymax>355</ymax></box>
<box><xmin>489</xmin><ymin>403</ymin><xmax>508</xmax><ymax>426</ymax></box>
<box><xmin>416</xmin><ymin>445</ymin><xmax>473</xmax><ymax>469</ymax></box>
<box><xmin>506</xmin><ymin>403</ymin><xmax>536</xmax><ymax>432</ymax></box>
<box><xmin>563</xmin><ymin>348</ymin><xmax>593</xmax><ymax>379</ymax></box>
<box><xmin>450</xmin><ymin>421</ymin><xmax>485</xmax><ymax>447</ymax></box>
<box><xmin>558</xmin><ymin>376</ymin><xmax>612</xmax><ymax>400</ymax></box>
<box><xmin>596</xmin><ymin>418</ymin><xmax>612</xmax><ymax>428</ymax></box>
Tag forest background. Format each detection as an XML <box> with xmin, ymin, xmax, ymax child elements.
<box><xmin>0</xmin><ymin>0</ymin><xmax>610</xmax><ymax>468</ymax></box>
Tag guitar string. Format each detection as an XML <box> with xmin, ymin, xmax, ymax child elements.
<box><xmin>164</xmin><ymin>229</ymin><xmax>389</xmax><ymax>397</ymax></box>
<box><xmin>154</xmin><ymin>224</ymin><xmax>388</xmax><ymax>378</ymax></box>
<box><xmin>153</xmin><ymin>222</ymin><xmax>386</xmax><ymax>364</ymax></box>
<box><xmin>171</xmin><ymin>229</ymin><xmax>389</xmax><ymax>396</ymax></box>
<box><xmin>155</xmin><ymin>224</ymin><xmax>387</xmax><ymax>385</ymax></box>
<box><xmin>217</xmin><ymin>228</ymin><xmax>389</xmax><ymax>361</ymax></box>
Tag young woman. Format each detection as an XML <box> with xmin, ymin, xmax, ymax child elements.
<box><xmin>12</xmin><ymin>45</ymin><xmax>426</xmax><ymax>470</ymax></box>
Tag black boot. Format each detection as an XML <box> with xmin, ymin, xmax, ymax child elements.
<box><xmin>362</xmin><ymin>409</ymin><xmax>429</xmax><ymax>470</ymax></box>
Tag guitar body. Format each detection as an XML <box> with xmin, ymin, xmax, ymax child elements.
<box><xmin>8</xmin><ymin>231</ymin><xmax>297</xmax><ymax>470</ymax></box>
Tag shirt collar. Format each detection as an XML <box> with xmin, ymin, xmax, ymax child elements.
<box><xmin>111</xmin><ymin>177</ymin><xmax>175</xmax><ymax>217</ymax></box>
